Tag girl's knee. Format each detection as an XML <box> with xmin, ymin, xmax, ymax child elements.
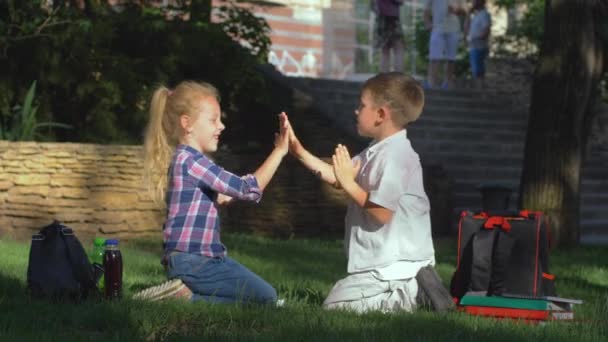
<box><xmin>256</xmin><ymin>282</ymin><xmax>277</xmax><ymax>304</ymax></box>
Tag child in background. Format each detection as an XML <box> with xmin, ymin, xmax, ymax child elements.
<box><xmin>465</xmin><ymin>0</ymin><xmax>491</xmax><ymax>88</ymax></box>
<box><xmin>287</xmin><ymin>72</ymin><xmax>448</xmax><ymax>313</ymax></box>
<box><xmin>134</xmin><ymin>81</ymin><xmax>289</xmax><ymax>304</ymax></box>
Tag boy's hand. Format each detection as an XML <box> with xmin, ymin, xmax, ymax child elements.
<box><xmin>332</xmin><ymin>144</ymin><xmax>360</xmax><ymax>189</ymax></box>
<box><xmin>285</xmin><ymin>115</ymin><xmax>304</xmax><ymax>157</ymax></box>
<box><xmin>274</xmin><ymin>112</ymin><xmax>289</xmax><ymax>157</ymax></box>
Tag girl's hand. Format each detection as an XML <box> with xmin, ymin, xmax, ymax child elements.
<box><xmin>216</xmin><ymin>193</ymin><xmax>234</xmax><ymax>206</ymax></box>
<box><xmin>274</xmin><ymin>112</ymin><xmax>289</xmax><ymax>157</ymax></box>
<box><xmin>332</xmin><ymin>144</ymin><xmax>360</xmax><ymax>189</ymax></box>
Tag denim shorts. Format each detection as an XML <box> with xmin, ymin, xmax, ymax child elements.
<box><xmin>166</xmin><ymin>251</ymin><xmax>277</xmax><ymax>304</ymax></box>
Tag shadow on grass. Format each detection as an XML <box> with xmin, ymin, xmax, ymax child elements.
<box><xmin>552</xmin><ymin>246</ymin><xmax>608</xmax><ymax>269</ymax></box>
<box><xmin>223</xmin><ymin>234</ymin><xmax>346</xmax><ymax>287</ymax></box>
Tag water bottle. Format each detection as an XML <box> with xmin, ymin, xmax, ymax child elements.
<box><xmin>103</xmin><ymin>239</ymin><xmax>123</xmax><ymax>300</ymax></box>
<box><xmin>91</xmin><ymin>237</ymin><xmax>106</xmax><ymax>290</ymax></box>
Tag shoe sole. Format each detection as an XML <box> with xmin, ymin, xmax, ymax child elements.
<box><xmin>133</xmin><ymin>279</ymin><xmax>186</xmax><ymax>301</ymax></box>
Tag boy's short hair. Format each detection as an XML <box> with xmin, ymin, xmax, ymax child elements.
<box><xmin>362</xmin><ymin>72</ymin><xmax>425</xmax><ymax>127</ymax></box>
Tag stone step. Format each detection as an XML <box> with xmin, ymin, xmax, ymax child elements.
<box><xmin>294</xmin><ymin>77</ymin><xmax>513</xmax><ymax>100</ymax></box>
<box><xmin>421</xmin><ymin>152</ymin><xmax>524</xmax><ymax>165</ymax></box>
<box><xmin>414</xmin><ymin>140</ymin><xmax>525</xmax><ymax>154</ymax></box>
<box><xmin>410</xmin><ymin>125</ymin><xmax>527</xmax><ymax>137</ymax></box>
<box><xmin>330</xmin><ymin>98</ymin><xmax>525</xmax><ymax>119</ymax></box>
<box><xmin>580</xmin><ymin>221</ymin><xmax>608</xmax><ymax>245</ymax></box>
<box><xmin>412</xmin><ymin>117</ymin><xmax>528</xmax><ymax>131</ymax></box>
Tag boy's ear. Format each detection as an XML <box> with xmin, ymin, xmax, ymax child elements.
<box><xmin>376</xmin><ymin>106</ymin><xmax>390</xmax><ymax>124</ymax></box>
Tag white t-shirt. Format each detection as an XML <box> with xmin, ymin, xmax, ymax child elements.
<box><xmin>468</xmin><ymin>9</ymin><xmax>491</xmax><ymax>49</ymax></box>
<box><xmin>425</xmin><ymin>0</ymin><xmax>465</xmax><ymax>33</ymax></box>
<box><xmin>344</xmin><ymin>130</ymin><xmax>435</xmax><ymax>279</ymax></box>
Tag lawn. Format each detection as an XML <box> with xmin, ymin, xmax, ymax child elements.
<box><xmin>0</xmin><ymin>234</ymin><xmax>606</xmax><ymax>341</ymax></box>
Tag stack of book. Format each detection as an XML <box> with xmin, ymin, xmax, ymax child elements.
<box><xmin>458</xmin><ymin>292</ymin><xmax>583</xmax><ymax>322</ymax></box>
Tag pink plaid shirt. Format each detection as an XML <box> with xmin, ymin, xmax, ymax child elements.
<box><xmin>163</xmin><ymin>145</ymin><xmax>262</xmax><ymax>257</ymax></box>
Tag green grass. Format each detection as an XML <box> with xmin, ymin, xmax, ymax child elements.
<box><xmin>1</xmin><ymin>235</ymin><xmax>607</xmax><ymax>341</ymax></box>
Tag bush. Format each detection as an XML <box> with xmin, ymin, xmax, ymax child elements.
<box><xmin>0</xmin><ymin>1</ymin><xmax>277</xmax><ymax>145</ymax></box>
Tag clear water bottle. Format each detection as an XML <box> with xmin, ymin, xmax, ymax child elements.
<box><xmin>91</xmin><ymin>237</ymin><xmax>106</xmax><ymax>290</ymax></box>
<box><xmin>103</xmin><ymin>239</ymin><xmax>123</xmax><ymax>300</ymax></box>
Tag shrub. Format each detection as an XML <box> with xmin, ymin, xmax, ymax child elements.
<box><xmin>0</xmin><ymin>1</ymin><xmax>277</xmax><ymax>145</ymax></box>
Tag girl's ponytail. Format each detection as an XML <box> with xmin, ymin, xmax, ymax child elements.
<box><xmin>143</xmin><ymin>86</ymin><xmax>173</xmax><ymax>205</ymax></box>
<box><xmin>143</xmin><ymin>81</ymin><xmax>220</xmax><ymax>205</ymax></box>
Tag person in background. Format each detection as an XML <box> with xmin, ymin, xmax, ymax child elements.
<box><xmin>464</xmin><ymin>0</ymin><xmax>492</xmax><ymax>88</ymax></box>
<box><xmin>372</xmin><ymin>0</ymin><xmax>406</xmax><ymax>72</ymax></box>
<box><xmin>424</xmin><ymin>0</ymin><xmax>466</xmax><ymax>89</ymax></box>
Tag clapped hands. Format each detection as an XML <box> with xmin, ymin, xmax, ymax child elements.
<box><xmin>274</xmin><ymin>112</ymin><xmax>290</xmax><ymax>157</ymax></box>
<box><xmin>332</xmin><ymin>144</ymin><xmax>361</xmax><ymax>191</ymax></box>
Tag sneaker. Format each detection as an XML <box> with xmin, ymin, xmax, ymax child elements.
<box><xmin>132</xmin><ymin>278</ymin><xmax>192</xmax><ymax>301</ymax></box>
<box><xmin>415</xmin><ymin>266</ymin><xmax>456</xmax><ymax>313</ymax></box>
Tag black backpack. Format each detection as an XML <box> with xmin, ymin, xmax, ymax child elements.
<box><xmin>26</xmin><ymin>221</ymin><xmax>101</xmax><ymax>301</ymax></box>
<box><xmin>450</xmin><ymin>210</ymin><xmax>556</xmax><ymax>302</ymax></box>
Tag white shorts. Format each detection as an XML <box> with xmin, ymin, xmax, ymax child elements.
<box><xmin>322</xmin><ymin>271</ymin><xmax>418</xmax><ymax>314</ymax></box>
<box><xmin>429</xmin><ymin>31</ymin><xmax>460</xmax><ymax>61</ymax></box>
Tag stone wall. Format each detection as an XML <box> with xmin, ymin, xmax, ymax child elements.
<box><xmin>0</xmin><ymin>142</ymin><xmax>162</xmax><ymax>240</ymax></box>
<box><xmin>0</xmin><ymin>141</ymin><xmax>350</xmax><ymax>241</ymax></box>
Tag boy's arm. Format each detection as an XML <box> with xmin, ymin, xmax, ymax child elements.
<box><xmin>287</xmin><ymin>118</ymin><xmax>337</xmax><ymax>186</ymax></box>
<box><xmin>293</xmin><ymin>147</ymin><xmax>337</xmax><ymax>186</ymax></box>
<box><xmin>333</xmin><ymin>144</ymin><xmax>394</xmax><ymax>225</ymax></box>
<box><xmin>340</xmin><ymin>182</ymin><xmax>394</xmax><ymax>225</ymax></box>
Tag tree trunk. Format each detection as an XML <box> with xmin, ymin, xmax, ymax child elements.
<box><xmin>519</xmin><ymin>0</ymin><xmax>605</xmax><ymax>247</ymax></box>
<box><xmin>190</xmin><ymin>0</ymin><xmax>212</xmax><ymax>23</ymax></box>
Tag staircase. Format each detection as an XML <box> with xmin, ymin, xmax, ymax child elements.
<box><xmin>282</xmin><ymin>76</ymin><xmax>608</xmax><ymax>245</ymax></box>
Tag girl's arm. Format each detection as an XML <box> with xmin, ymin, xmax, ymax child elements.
<box><xmin>252</xmin><ymin>112</ymin><xmax>289</xmax><ymax>191</ymax></box>
<box><xmin>192</xmin><ymin>113</ymin><xmax>288</xmax><ymax>203</ymax></box>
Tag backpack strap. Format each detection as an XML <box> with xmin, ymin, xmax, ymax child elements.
<box><xmin>470</xmin><ymin>216</ymin><xmax>514</xmax><ymax>295</ymax></box>
<box><xmin>470</xmin><ymin>228</ymin><xmax>498</xmax><ymax>292</ymax></box>
<box><xmin>488</xmin><ymin>228</ymin><xmax>515</xmax><ymax>296</ymax></box>
<box><xmin>59</xmin><ymin>225</ymin><xmax>97</xmax><ymax>296</ymax></box>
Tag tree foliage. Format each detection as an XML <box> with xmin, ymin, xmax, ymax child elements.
<box><xmin>0</xmin><ymin>0</ymin><xmax>277</xmax><ymax>145</ymax></box>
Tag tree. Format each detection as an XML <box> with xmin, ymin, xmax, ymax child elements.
<box><xmin>519</xmin><ymin>0</ymin><xmax>607</xmax><ymax>247</ymax></box>
<box><xmin>190</xmin><ymin>0</ymin><xmax>212</xmax><ymax>22</ymax></box>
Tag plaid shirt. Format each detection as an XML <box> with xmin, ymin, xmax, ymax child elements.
<box><xmin>163</xmin><ymin>145</ymin><xmax>262</xmax><ymax>257</ymax></box>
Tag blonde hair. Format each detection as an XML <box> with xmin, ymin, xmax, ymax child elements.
<box><xmin>143</xmin><ymin>81</ymin><xmax>220</xmax><ymax>204</ymax></box>
<box><xmin>362</xmin><ymin>72</ymin><xmax>425</xmax><ymax>127</ymax></box>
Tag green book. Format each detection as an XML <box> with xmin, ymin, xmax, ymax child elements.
<box><xmin>460</xmin><ymin>293</ymin><xmax>583</xmax><ymax>311</ymax></box>
<box><xmin>460</xmin><ymin>294</ymin><xmax>549</xmax><ymax>310</ymax></box>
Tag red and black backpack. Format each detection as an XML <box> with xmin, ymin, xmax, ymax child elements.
<box><xmin>450</xmin><ymin>210</ymin><xmax>556</xmax><ymax>303</ymax></box>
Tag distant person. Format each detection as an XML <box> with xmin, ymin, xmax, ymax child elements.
<box><xmin>424</xmin><ymin>0</ymin><xmax>466</xmax><ymax>89</ymax></box>
<box><xmin>372</xmin><ymin>0</ymin><xmax>406</xmax><ymax>72</ymax></box>
<box><xmin>134</xmin><ymin>81</ymin><xmax>290</xmax><ymax>304</ymax></box>
<box><xmin>465</xmin><ymin>0</ymin><xmax>491</xmax><ymax>88</ymax></box>
<box><xmin>286</xmin><ymin>73</ymin><xmax>451</xmax><ymax>313</ymax></box>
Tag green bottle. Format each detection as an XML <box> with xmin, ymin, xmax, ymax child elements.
<box><xmin>91</xmin><ymin>237</ymin><xmax>107</xmax><ymax>290</ymax></box>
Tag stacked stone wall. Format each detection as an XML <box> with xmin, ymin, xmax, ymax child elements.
<box><xmin>0</xmin><ymin>141</ymin><xmax>349</xmax><ymax>241</ymax></box>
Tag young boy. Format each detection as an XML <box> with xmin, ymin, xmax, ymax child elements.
<box><xmin>287</xmin><ymin>72</ymin><xmax>445</xmax><ymax>313</ymax></box>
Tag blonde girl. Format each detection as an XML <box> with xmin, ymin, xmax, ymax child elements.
<box><xmin>136</xmin><ymin>81</ymin><xmax>289</xmax><ymax>304</ymax></box>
